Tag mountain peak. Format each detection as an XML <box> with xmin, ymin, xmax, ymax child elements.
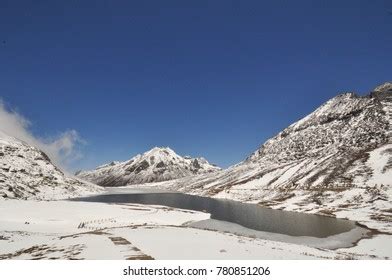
<box><xmin>373</xmin><ymin>82</ymin><xmax>392</xmax><ymax>92</ymax></box>
<box><xmin>78</xmin><ymin>147</ymin><xmax>221</xmax><ymax>186</ymax></box>
<box><xmin>148</xmin><ymin>146</ymin><xmax>172</xmax><ymax>152</ymax></box>
<box><xmin>144</xmin><ymin>146</ymin><xmax>176</xmax><ymax>157</ymax></box>
<box><xmin>248</xmin><ymin>82</ymin><xmax>391</xmax><ymax>163</ymax></box>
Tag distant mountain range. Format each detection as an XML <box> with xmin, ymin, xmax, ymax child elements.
<box><xmin>76</xmin><ymin>147</ymin><xmax>220</xmax><ymax>186</ymax></box>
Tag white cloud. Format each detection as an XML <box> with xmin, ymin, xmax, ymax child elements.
<box><xmin>0</xmin><ymin>100</ymin><xmax>84</xmax><ymax>170</ymax></box>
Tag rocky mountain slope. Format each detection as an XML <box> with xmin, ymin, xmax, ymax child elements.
<box><xmin>157</xmin><ymin>82</ymin><xmax>392</xmax><ymax>232</ymax></box>
<box><xmin>0</xmin><ymin>130</ymin><xmax>101</xmax><ymax>200</ymax></box>
<box><xmin>77</xmin><ymin>147</ymin><xmax>220</xmax><ymax>186</ymax></box>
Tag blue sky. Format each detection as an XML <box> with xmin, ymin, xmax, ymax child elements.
<box><xmin>1</xmin><ymin>0</ymin><xmax>391</xmax><ymax>171</ymax></box>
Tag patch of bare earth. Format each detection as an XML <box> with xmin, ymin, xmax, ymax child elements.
<box><xmin>0</xmin><ymin>244</ymin><xmax>84</xmax><ymax>260</ymax></box>
<box><xmin>108</xmin><ymin>236</ymin><xmax>154</xmax><ymax>260</ymax></box>
<box><xmin>370</xmin><ymin>213</ymin><xmax>392</xmax><ymax>223</ymax></box>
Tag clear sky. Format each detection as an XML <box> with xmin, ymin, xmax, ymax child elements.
<box><xmin>1</xmin><ymin>0</ymin><xmax>391</xmax><ymax>171</ymax></box>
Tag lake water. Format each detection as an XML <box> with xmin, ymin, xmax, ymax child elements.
<box><xmin>72</xmin><ymin>191</ymin><xmax>368</xmax><ymax>248</ymax></box>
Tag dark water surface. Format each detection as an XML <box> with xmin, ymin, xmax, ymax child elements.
<box><xmin>72</xmin><ymin>192</ymin><xmax>357</xmax><ymax>238</ymax></box>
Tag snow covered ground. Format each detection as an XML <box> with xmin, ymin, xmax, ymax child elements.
<box><xmin>1</xmin><ymin>199</ymin><xmax>391</xmax><ymax>260</ymax></box>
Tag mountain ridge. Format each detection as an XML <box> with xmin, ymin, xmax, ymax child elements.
<box><xmin>77</xmin><ymin>146</ymin><xmax>220</xmax><ymax>186</ymax></box>
<box><xmin>0</xmin><ymin>130</ymin><xmax>101</xmax><ymax>200</ymax></box>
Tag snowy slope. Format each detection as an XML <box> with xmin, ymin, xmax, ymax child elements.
<box><xmin>0</xmin><ymin>130</ymin><xmax>102</xmax><ymax>200</ymax></box>
<box><xmin>155</xmin><ymin>82</ymin><xmax>392</xmax><ymax>232</ymax></box>
<box><xmin>77</xmin><ymin>147</ymin><xmax>220</xmax><ymax>186</ymax></box>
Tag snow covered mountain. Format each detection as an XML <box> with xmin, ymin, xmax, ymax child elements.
<box><xmin>77</xmin><ymin>147</ymin><xmax>220</xmax><ymax>186</ymax></box>
<box><xmin>161</xmin><ymin>82</ymin><xmax>392</xmax><ymax>232</ymax></box>
<box><xmin>0</xmin><ymin>130</ymin><xmax>101</xmax><ymax>200</ymax></box>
